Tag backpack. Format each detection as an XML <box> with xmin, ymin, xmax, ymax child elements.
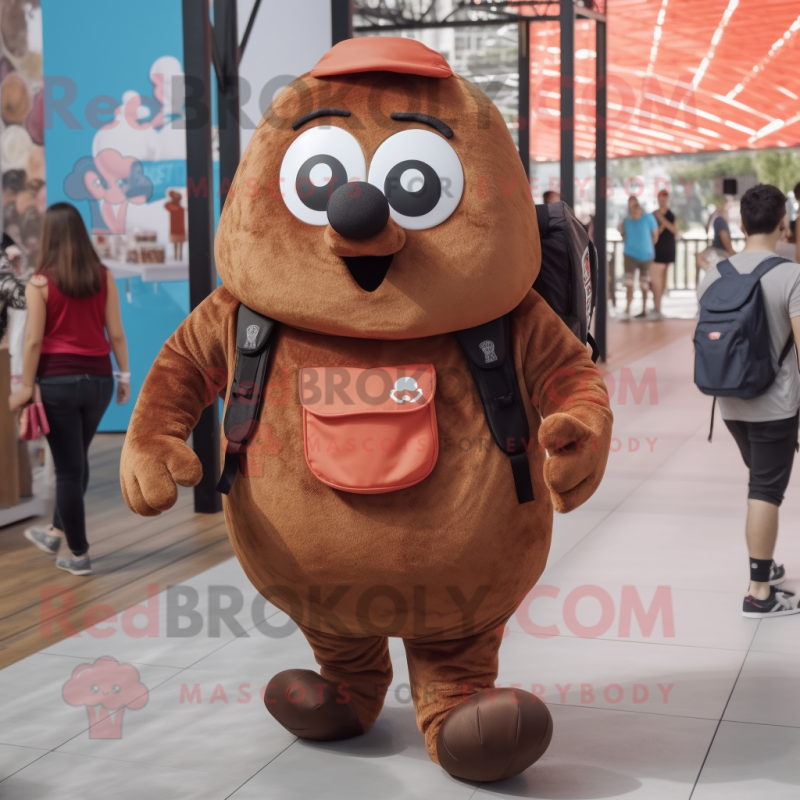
<box><xmin>216</xmin><ymin>203</ymin><xmax>598</xmax><ymax>499</ymax></box>
<box><xmin>694</xmin><ymin>255</ymin><xmax>795</xmax><ymax>438</ymax></box>
<box><xmin>534</xmin><ymin>201</ymin><xmax>599</xmax><ymax>362</ymax></box>
<box><xmin>216</xmin><ymin>307</ymin><xmax>535</xmax><ymax>503</ymax></box>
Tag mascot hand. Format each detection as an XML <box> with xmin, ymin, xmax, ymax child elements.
<box><xmin>538</xmin><ymin>410</ymin><xmax>610</xmax><ymax>513</ymax></box>
<box><xmin>120</xmin><ymin>435</ymin><xmax>203</xmax><ymax>516</ymax></box>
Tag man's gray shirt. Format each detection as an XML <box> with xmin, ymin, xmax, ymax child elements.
<box><xmin>697</xmin><ymin>250</ymin><xmax>800</xmax><ymax>422</ymax></box>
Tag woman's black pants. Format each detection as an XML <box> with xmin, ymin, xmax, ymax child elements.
<box><xmin>38</xmin><ymin>374</ymin><xmax>114</xmax><ymax>556</ymax></box>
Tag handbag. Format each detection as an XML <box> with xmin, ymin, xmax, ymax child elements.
<box><xmin>19</xmin><ymin>385</ymin><xmax>50</xmax><ymax>441</ymax></box>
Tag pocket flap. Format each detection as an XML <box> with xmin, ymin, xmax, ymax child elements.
<box><xmin>299</xmin><ymin>365</ymin><xmax>436</xmax><ymax>418</ymax></box>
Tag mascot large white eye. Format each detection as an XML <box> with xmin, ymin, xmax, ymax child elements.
<box><xmin>280</xmin><ymin>126</ymin><xmax>367</xmax><ymax>225</ymax></box>
<box><xmin>368</xmin><ymin>129</ymin><xmax>464</xmax><ymax>231</ymax></box>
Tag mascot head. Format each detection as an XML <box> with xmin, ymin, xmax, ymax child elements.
<box><xmin>215</xmin><ymin>36</ymin><xmax>540</xmax><ymax>339</ymax></box>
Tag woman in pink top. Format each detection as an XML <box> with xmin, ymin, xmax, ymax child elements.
<box><xmin>9</xmin><ymin>203</ymin><xmax>131</xmax><ymax>576</ymax></box>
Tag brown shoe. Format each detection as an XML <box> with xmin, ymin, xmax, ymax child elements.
<box><xmin>264</xmin><ymin>669</ymin><xmax>364</xmax><ymax>741</ymax></box>
<box><xmin>436</xmin><ymin>688</ymin><xmax>553</xmax><ymax>781</ymax></box>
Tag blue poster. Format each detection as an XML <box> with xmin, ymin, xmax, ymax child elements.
<box><xmin>42</xmin><ymin>0</ymin><xmax>191</xmax><ymax>431</ymax></box>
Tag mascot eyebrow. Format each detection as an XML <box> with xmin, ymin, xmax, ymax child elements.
<box><xmin>292</xmin><ymin>108</ymin><xmax>453</xmax><ymax>139</ymax></box>
<box><xmin>292</xmin><ymin>108</ymin><xmax>352</xmax><ymax>130</ymax></box>
<box><xmin>390</xmin><ymin>112</ymin><xmax>453</xmax><ymax>139</ymax></box>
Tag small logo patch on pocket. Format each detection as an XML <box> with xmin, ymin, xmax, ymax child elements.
<box><xmin>389</xmin><ymin>377</ymin><xmax>424</xmax><ymax>404</ymax></box>
<box><xmin>708</xmin><ymin>332</ymin><xmax>721</xmax><ymax>340</ymax></box>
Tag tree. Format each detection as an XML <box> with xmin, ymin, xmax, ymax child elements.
<box><xmin>753</xmin><ymin>150</ymin><xmax>800</xmax><ymax>194</ymax></box>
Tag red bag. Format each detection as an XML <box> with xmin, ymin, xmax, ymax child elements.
<box><xmin>19</xmin><ymin>386</ymin><xmax>50</xmax><ymax>441</ymax></box>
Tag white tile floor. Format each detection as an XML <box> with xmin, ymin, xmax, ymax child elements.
<box><xmin>2</xmin><ymin>335</ymin><xmax>800</xmax><ymax>798</ymax></box>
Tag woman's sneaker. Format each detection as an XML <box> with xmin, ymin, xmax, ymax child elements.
<box><xmin>55</xmin><ymin>554</ymin><xmax>92</xmax><ymax>576</ymax></box>
<box><xmin>770</xmin><ymin>561</ymin><xmax>786</xmax><ymax>586</ymax></box>
<box><xmin>742</xmin><ymin>586</ymin><xmax>799</xmax><ymax>618</ymax></box>
<box><xmin>24</xmin><ymin>526</ymin><xmax>61</xmax><ymax>555</ymax></box>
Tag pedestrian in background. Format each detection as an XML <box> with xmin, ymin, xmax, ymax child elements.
<box><xmin>618</xmin><ymin>195</ymin><xmax>658</xmax><ymax>321</ymax></box>
<box><xmin>9</xmin><ymin>203</ymin><xmax>131</xmax><ymax>576</ymax></box>
<box><xmin>776</xmin><ymin>218</ymin><xmax>797</xmax><ymax>262</ymax></box>
<box><xmin>697</xmin><ymin>199</ymin><xmax>735</xmax><ymax>289</ymax></box>
<box><xmin>651</xmin><ymin>189</ymin><xmax>678</xmax><ymax>320</ymax></box>
<box><xmin>793</xmin><ymin>181</ymin><xmax>800</xmax><ymax>264</ymax></box>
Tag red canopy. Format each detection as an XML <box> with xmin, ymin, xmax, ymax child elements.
<box><xmin>528</xmin><ymin>0</ymin><xmax>800</xmax><ymax>160</ymax></box>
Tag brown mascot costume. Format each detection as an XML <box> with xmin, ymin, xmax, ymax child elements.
<box><xmin>121</xmin><ymin>37</ymin><xmax>613</xmax><ymax>782</ymax></box>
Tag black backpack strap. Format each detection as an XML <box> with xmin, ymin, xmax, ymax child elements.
<box><xmin>750</xmin><ymin>255</ymin><xmax>790</xmax><ymax>282</ymax></box>
<box><xmin>535</xmin><ymin>202</ymin><xmax>550</xmax><ymax>237</ymax></box>
<box><xmin>716</xmin><ymin>259</ymin><xmax>736</xmax><ymax>277</ymax></box>
<box><xmin>586</xmin><ymin>331</ymin><xmax>600</xmax><ymax>363</ymax></box>
<box><xmin>216</xmin><ymin>304</ymin><xmax>278</xmax><ymax>495</ymax></box>
<box><xmin>456</xmin><ymin>315</ymin><xmax>534</xmax><ymax>504</ymax></box>
<box><xmin>778</xmin><ymin>333</ymin><xmax>796</xmax><ymax>368</ymax></box>
<box><xmin>718</xmin><ymin>255</ymin><xmax>789</xmax><ymax>281</ymax></box>
<box><xmin>707</xmin><ymin>397</ymin><xmax>716</xmax><ymax>443</ymax></box>
<box><xmin>752</xmin><ymin>256</ymin><xmax>795</xmax><ymax>367</ymax></box>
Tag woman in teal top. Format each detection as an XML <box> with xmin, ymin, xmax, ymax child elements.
<box><xmin>618</xmin><ymin>196</ymin><xmax>658</xmax><ymax>320</ymax></box>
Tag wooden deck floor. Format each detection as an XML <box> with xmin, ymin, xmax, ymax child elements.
<box><xmin>0</xmin><ymin>314</ymin><xmax>691</xmax><ymax>671</ymax></box>
<box><xmin>0</xmin><ymin>434</ymin><xmax>232</xmax><ymax>670</ymax></box>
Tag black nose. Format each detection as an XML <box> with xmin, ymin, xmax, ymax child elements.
<box><xmin>327</xmin><ymin>182</ymin><xmax>390</xmax><ymax>240</ymax></box>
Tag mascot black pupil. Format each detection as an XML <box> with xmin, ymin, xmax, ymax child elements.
<box><xmin>296</xmin><ymin>154</ymin><xmax>348</xmax><ymax>211</ymax></box>
<box><xmin>384</xmin><ymin>160</ymin><xmax>441</xmax><ymax>217</ymax></box>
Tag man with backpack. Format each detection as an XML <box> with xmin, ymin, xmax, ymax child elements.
<box><xmin>696</xmin><ymin>184</ymin><xmax>800</xmax><ymax>618</ymax></box>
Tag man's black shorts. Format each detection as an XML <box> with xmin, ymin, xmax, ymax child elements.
<box><xmin>724</xmin><ymin>413</ymin><xmax>799</xmax><ymax>506</ymax></box>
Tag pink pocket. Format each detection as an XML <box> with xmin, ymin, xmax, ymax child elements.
<box><xmin>299</xmin><ymin>364</ymin><xmax>438</xmax><ymax>494</ymax></box>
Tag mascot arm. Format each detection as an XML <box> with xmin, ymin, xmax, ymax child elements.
<box><xmin>520</xmin><ymin>293</ymin><xmax>613</xmax><ymax>514</ymax></box>
<box><xmin>120</xmin><ymin>286</ymin><xmax>237</xmax><ymax>516</ymax></box>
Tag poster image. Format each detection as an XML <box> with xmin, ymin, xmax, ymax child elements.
<box><xmin>61</xmin><ymin>55</ymin><xmax>189</xmax><ymax>267</ymax></box>
<box><xmin>1</xmin><ymin>0</ymin><xmax>45</xmax><ymax>272</ymax></box>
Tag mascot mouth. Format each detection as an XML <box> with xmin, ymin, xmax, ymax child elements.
<box><xmin>342</xmin><ymin>255</ymin><xmax>393</xmax><ymax>292</ymax></box>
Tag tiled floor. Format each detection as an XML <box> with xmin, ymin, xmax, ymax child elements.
<box><xmin>2</xmin><ymin>335</ymin><xmax>800</xmax><ymax>798</ymax></box>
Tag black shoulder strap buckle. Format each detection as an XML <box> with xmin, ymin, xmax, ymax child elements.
<box><xmin>216</xmin><ymin>304</ymin><xmax>278</xmax><ymax>495</ymax></box>
<box><xmin>456</xmin><ymin>315</ymin><xmax>534</xmax><ymax>504</ymax></box>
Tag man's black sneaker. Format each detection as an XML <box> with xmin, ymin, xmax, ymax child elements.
<box><xmin>770</xmin><ymin>561</ymin><xmax>786</xmax><ymax>586</ymax></box>
<box><xmin>742</xmin><ymin>586</ymin><xmax>799</xmax><ymax>618</ymax></box>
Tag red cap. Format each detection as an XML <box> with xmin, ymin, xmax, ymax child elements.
<box><xmin>311</xmin><ymin>36</ymin><xmax>453</xmax><ymax>79</ymax></box>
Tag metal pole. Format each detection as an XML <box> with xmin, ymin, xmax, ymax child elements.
<box><xmin>331</xmin><ymin>0</ymin><xmax>354</xmax><ymax>44</ymax></box>
<box><xmin>517</xmin><ymin>20</ymin><xmax>530</xmax><ymax>177</ymax></box>
<box><xmin>560</xmin><ymin>0</ymin><xmax>575</xmax><ymax>207</ymax></box>
<box><xmin>594</xmin><ymin>18</ymin><xmax>607</xmax><ymax>363</ymax></box>
<box><xmin>215</xmin><ymin>0</ymin><xmax>240</xmax><ymax>210</ymax></box>
<box><xmin>183</xmin><ymin>0</ymin><xmax>222</xmax><ymax>513</ymax></box>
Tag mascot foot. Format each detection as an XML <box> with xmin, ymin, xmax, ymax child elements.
<box><xmin>265</xmin><ymin>669</ymin><xmax>364</xmax><ymax>741</ymax></box>
<box><xmin>436</xmin><ymin>688</ymin><xmax>553</xmax><ymax>782</ymax></box>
